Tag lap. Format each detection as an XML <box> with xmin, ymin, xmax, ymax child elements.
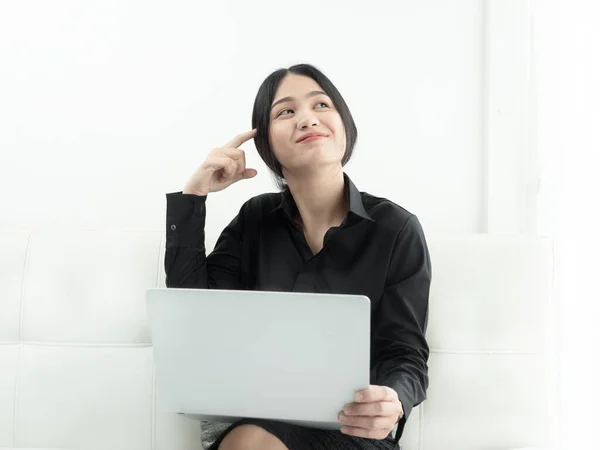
<box><xmin>205</xmin><ymin>418</ymin><xmax>400</xmax><ymax>450</ymax></box>
<box><xmin>219</xmin><ymin>424</ymin><xmax>288</xmax><ymax>450</ymax></box>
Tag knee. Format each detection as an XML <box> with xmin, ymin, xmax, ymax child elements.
<box><xmin>218</xmin><ymin>424</ymin><xmax>287</xmax><ymax>450</ymax></box>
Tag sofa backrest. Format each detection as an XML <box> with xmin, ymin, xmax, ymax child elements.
<box><xmin>0</xmin><ymin>231</ymin><xmax>555</xmax><ymax>450</ymax></box>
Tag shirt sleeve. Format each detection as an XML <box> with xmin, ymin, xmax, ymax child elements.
<box><xmin>371</xmin><ymin>214</ymin><xmax>431</xmax><ymax>444</ymax></box>
<box><xmin>164</xmin><ymin>191</ymin><xmax>246</xmax><ymax>289</ymax></box>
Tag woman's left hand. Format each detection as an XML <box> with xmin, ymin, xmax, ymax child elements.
<box><xmin>338</xmin><ymin>385</ymin><xmax>404</xmax><ymax>439</ymax></box>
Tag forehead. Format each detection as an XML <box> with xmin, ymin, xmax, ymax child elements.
<box><xmin>274</xmin><ymin>74</ymin><xmax>325</xmax><ymax>98</ymax></box>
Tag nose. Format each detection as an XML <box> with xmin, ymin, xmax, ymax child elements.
<box><xmin>296</xmin><ymin>111</ymin><xmax>320</xmax><ymax>129</ymax></box>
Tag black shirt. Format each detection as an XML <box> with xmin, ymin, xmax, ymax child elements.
<box><xmin>164</xmin><ymin>172</ymin><xmax>431</xmax><ymax>444</ymax></box>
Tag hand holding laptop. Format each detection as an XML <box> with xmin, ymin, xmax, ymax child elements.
<box><xmin>338</xmin><ymin>385</ymin><xmax>404</xmax><ymax>440</ymax></box>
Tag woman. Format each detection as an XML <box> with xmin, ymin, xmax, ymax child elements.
<box><xmin>165</xmin><ymin>63</ymin><xmax>431</xmax><ymax>450</ymax></box>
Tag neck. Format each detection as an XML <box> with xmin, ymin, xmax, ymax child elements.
<box><xmin>284</xmin><ymin>168</ymin><xmax>348</xmax><ymax>231</ymax></box>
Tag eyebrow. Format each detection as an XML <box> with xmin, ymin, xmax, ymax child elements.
<box><xmin>270</xmin><ymin>90</ymin><xmax>329</xmax><ymax>111</ymax></box>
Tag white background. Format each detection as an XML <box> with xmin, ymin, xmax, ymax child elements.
<box><xmin>1</xmin><ymin>0</ymin><xmax>597</xmax><ymax>449</ymax></box>
<box><xmin>533</xmin><ymin>1</ymin><xmax>600</xmax><ymax>449</ymax></box>
<box><xmin>0</xmin><ymin>0</ymin><xmax>530</xmax><ymax>239</ymax></box>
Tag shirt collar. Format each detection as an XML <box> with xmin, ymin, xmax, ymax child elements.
<box><xmin>277</xmin><ymin>172</ymin><xmax>374</xmax><ymax>223</ymax></box>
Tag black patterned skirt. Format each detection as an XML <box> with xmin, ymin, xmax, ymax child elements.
<box><xmin>205</xmin><ymin>418</ymin><xmax>400</xmax><ymax>450</ymax></box>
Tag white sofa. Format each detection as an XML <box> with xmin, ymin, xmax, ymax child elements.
<box><xmin>0</xmin><ymin>231</ymin><xmax>555</xmax><ymax>450</ymax></box>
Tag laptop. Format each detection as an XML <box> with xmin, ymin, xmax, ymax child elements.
<box><xmin>146</xmin><ymin>288</ymin><xmax>371</xmax><ymax>430</ymax></box>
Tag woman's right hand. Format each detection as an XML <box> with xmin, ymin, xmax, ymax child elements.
<box><xmin>182</xmin><ymin>128</ymin><xmax>258</xmax><ymax>196</ymax></box>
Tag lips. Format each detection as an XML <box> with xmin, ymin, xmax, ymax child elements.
<box><xmin>296</xmin><ymin>133</ymin><xmax>327</xmax><ymax>143</ymax></box>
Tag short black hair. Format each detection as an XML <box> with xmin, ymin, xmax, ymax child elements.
<box><xmin>251</xmin><ymin>63</ymin><xmax>358</xmax><ymax>190</ymax></box>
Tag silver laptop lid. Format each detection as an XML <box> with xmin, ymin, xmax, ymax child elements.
<box><xmin>147</xmin><ymin>288</ymin><xmax>371</xmax><ymax>429</ymax></box>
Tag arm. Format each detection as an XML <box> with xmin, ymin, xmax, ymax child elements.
<box><xmin>164</xmin><ymin>192</ymin><xmax>245</xmax><ymax>289</ymax></box>
<box><xmin>371</xmin><ymin>214</ymin><xmax>431</xmax><ymax>443</ymax></box>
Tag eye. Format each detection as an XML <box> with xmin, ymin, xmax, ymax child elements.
<box><xmin>277</xmin><ymin>101</ymin><xmax>330</xmax><ymax>117</ymax></box>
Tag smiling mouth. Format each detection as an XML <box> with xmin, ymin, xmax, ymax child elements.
<box><xmin>298</xmin><ymin>135</ymin><xmax>326</xmax><ymax>143</ymax></box>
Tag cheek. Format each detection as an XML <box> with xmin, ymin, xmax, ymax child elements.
<box><xmin>267</xmin><ymin>126</ymin><xmax>278</xmax><ymax>148</ymax></box>
<box><xmin>269</xmin><ymin>122</ymin><xmax>285</xmax><ymax>144</ymax></box>
<box><xmin>268</xmin><ymin>126</ymin><xmax>286</xmax><ymax>161</ymax></box>
<box><xmin>336</xmin><ymin>124</ymin><xmax>347</xmax><ymax>152</ymax></box>
<box><xmin>330</xmin><ymin>116</ymin><xmax>346</xmax><ymax>148</ymax></box>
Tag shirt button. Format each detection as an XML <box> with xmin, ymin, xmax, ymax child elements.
<box><xmin>170</xmin><ymin>224</ymin><xmax>177</xmax><ymax>231</ymax></box>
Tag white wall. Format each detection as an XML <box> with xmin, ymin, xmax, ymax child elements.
<box><xmin>0</xmin><ymin>0</ymin><xmax>533</xmax><ymax>240</ymax></box>
<box><xmin>533</xmin><ymin>1</ymin><xmax>600</xmax><ymax>449</ymax></box>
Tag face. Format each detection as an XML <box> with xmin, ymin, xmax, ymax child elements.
<box><xmin>268</xmin><ymin>74</ymin><xmax>346</xmax><ymax>177</ymax></box>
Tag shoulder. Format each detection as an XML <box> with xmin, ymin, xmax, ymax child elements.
<box><xmin>361</xmin><ymin>193</ymin><xmax>431</xmax><ymax>283</ymax></box>
<box><xmin>361</xmin><ymin>192</ymin><xmax>419</xmax><ymax>235</ymax></box>
<box><xmin>238</xmin><ymin>192</ymin><xmax>283</xmax><ymax>219</ymax></box>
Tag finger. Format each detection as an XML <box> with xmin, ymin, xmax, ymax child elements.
<box><xmin>222</xmin><ymin>149</ymin><xmax>246</xmax><ymax>176</ymax></box>
<box><xmin>223</xmin><ymin>159</ymin><xmax>238</xmax><ymax>179</ymax></box>
<box><xmin>222</xmin><ymin>148</ymin><xmax>245</xmax><ymax>161</ymax></box>
<box><xmin>242</xmin><ymin>168</ymin><xmax>258</xmax><ymax>179</ymax></box>
<box><xmin>342</xmin><ymin>401</ymin><xmax>397</xmax><ymax>417</ymax></box>
<box><xmin>338</xmin><ymin>413</ymin><xmax>391</xmax><ymax>431</ymax></box>
<box><xmin>206</xmin><ymin>156</ymin><xmax>237</xmax><ymax>176</ymax></box>
<box><xmin>213</xmin><ymin>156</ymin><xmax>237</xmax><ymax>180</ymax></box>
<box><xmin>224</xmin><ymin>129</ymin><xmax>257</xmax><ymax>149</ymax></box>
<box><xmin>228</xmin><ymin>167</ymin><xmax>257</xmax><ymax>184</ymax></box>
<box><xmin>224</xmin><ymin>149</ymin><xmax>257</xmax><ymax>180</ymax></box>
<box><xmin>237</xmin><ymin>148</ymin><xmax>247</xmax><ymax>174</ymax></box>
<box><xmin>340</xmin><ymin>425</ymin><xmax>390</xmax><ymax>440</ymax></box>
<box><xmin>355</xmin><ymin>385</ymin><xmax>397</xmax><ymax>403</ymax></box>
<box><xmin>230</xmin><ymin>150</ymin><xmax>251</xmax><ymax>178</ymax></box>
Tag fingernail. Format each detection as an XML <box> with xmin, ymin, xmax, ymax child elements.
<box><xmin>355</xmin><ymin>392</ymin><xmax>362</xmax><ymax>401</ymax></box>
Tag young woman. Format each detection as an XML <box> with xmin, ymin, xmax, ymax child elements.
<box><xmin>165</xmin><ymin>63</ymin><xmax>431</xmax><ymax>450</ymax></box>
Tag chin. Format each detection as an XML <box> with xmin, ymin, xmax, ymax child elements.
<box><xmin>291</xmin><ymin>157</ymin><xmax>343</xmax><ymax>172</ymax></box>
